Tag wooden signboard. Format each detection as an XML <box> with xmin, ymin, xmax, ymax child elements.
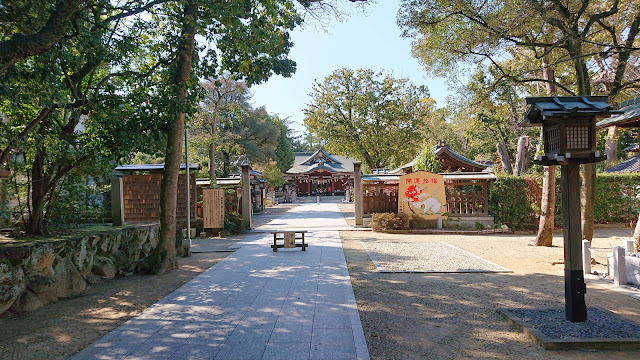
<box><xmin>398</xmin><ymin>171</ymin><xmax>447</xmax><ymax>220</ymax></box>
<box><xmin>284</xmin><ymin>232</ymin><xmax>296</xmax><ymax>248</ymax></box>
<box><xmin>202</xmin><ymin>188</ymin><xmax>225</xmax><ymax>229</ymax></box>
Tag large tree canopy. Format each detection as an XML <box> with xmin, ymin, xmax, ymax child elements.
<box><xmin>398</xmin><ymin>0</ymin><xmax>640</xmax><ymax>99</ymax></box>
<box><xmin>304</xmin><ymin>68</ymin><xmax>432</xmax><ymax>170</ymax></box>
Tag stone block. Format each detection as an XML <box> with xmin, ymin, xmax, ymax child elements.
<box><xmin>12</xmin><ymin>289</ymin><xmax>43</xmax><ymax>312</ymax></box>
<box><xmin>626</xmin><ymin>256</ymin><xmax>640</xmax><ymax>285</ymax></box>
<box><xmin>53</xmin><ymin>258</ymin><xmax>86</xmax><ymax>298</ymax></box>
<box><xmin>92</xmin><ymin>256</ymin><xmax>117</xmax><ymax>279</ymax></box>
<box><xmin>623</xmin><ymin>238</ymin><xmax>635</xmax><ymax>254</ymax></box>
<box><xmin>24</xmin><ymin>244</ymin><xmax>55</xmax><ymax>273</ymax></box>
<box><xmin>0</xmin><ymin>254</ymin><xmax>26</xmax><ymax>315</ymax></box>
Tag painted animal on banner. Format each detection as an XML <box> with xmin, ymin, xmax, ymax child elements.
<box><xmin>404</xmin><ymin>185</ymin><xmax>443</xmax><ymax>215</ymax></box>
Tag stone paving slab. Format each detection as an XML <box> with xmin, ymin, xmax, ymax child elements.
<box><xmin>71</xmin><ymin>203</ymin><xmax>369</xmax><ymax>360</ymax></box>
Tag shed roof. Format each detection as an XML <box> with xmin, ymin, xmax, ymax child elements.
<box><xmin>115</xmin><ymin>163</ymin><xmax>201</xmax><ymax>172</ymax></box>
<box><xmin>520</xmin><ymin>96</ymin><xmax>620</xmax><ymax>126</ymax></box>
<box><xmin>605</xmin><ymin>156</ymin><xmax>640</xmax><ymax>173</ymax></box>
<box><xmin>596</xmin><ymin>96</ymin><xmax>640</xmax><ymax>129</ymax></box>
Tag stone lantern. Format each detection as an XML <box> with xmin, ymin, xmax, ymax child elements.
<box><xmin>520</xmin><ymin>96</ymin><xmax>622</xmax><ymax>322</ymax></box>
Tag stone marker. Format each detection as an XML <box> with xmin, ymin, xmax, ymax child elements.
<box><xmin>582</xmin><ymin>240</ymin><xmax>591</xmax><ymax>275</ymax></box>
<box><xmin>612</xmin><ymin>246</ymin><xmax>626</xmax><ymax>286</ymax></box>
<box><xmin>623</xmin><ymin>238</ymin><xmax>635</xmax><ymax>254</ymax></box>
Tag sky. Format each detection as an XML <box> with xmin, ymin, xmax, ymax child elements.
<box><xmin>250</xmin><ymin>0</ymin><xmax>452</xmax><ymax>137</ymax></box>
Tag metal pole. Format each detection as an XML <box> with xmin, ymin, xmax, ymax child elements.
<box><xmin>184</xmin><ymin>128</ymin><xmax>191</xmax><ymax>256</ymax></box>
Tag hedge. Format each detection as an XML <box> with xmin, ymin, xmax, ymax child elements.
<box><xmin>594</xmin><ymin>173</ymin><xmax>640</xmax><ymax>224</ymax></box>
<box><xmin>488</xmin><ymin>172</ymin><xmax>640</xmax><ymax>230</ymax></box>
<box><xmin>489</xmin><ymin>175</ymin><xmax>538</xmax><ymax>230</ymax></box>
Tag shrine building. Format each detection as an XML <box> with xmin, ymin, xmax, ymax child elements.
<box><xmin>285</xmin><ymin>148</ymin><xmax>358</xmax><ymax>196</ymax></box>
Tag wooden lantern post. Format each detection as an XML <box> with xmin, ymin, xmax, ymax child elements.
<box><xmin>520</xmin><ymin>96</ymin><xmax>621</xmax><ymax>322</ymax></box>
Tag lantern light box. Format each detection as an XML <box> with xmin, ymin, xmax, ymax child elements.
<box><xmin>520</xmin><ymin>96</ymin><xmax>621</xmax><ymax>165</ymax></box>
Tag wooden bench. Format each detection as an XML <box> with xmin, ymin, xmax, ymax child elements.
<box><xmin>270</xmin><ymin>231</ymin><xmax>308</xmax><ymax>252</ymax></box>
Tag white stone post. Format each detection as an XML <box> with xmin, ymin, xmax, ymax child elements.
<box><xmin>623</xmin><ymin>238</ymin><xmax>635</xmax><ymax>254</ymax></box>
<box><xmin>612</xmin><ymin>246</ymin><xmax>626</xmax><ymax>286</ymax></box>
<box><xmin>582</xmin><ymin>240</ymin><xmax>591</xmax><ymax>275</ymax></box>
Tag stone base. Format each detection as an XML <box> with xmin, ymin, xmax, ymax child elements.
<box><xmin>499</xmin><ymin>307</ymin><xmax>640</xmax><ymax>350</ymax></box>
<box><xmin>446</xmin><ymin>216</ymin><xmax>495</xmax><ymax>228</ymax></box>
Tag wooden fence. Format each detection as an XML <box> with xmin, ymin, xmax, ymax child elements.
<box><xmin>363</xmin><ymin>193</ymin><xmax>398</xmax><ymax>215</ymax></box>
<box><xmin>445</xmin><ymin>182</ymin><xmax>489</xmax><ymax>217</ymax></box>
<box><xmin>361</xmin><ymin>180</ymin><xmax>489</xmax><ymax>217</ymax></box>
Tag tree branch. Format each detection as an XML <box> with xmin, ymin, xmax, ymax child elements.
<box><xmin>0</xmin><ymin>0</ymin><xmax>85</xmax><ymax>74</ymax></box>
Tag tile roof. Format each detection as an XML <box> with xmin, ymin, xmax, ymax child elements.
<box><xmin>115</xmin><ymin>163</ymin><xmax>201</xmax><ymax>172</ymax></box>
<box><xmin>285</xmin><ymin>149</ymin><xmax>358</xmax><ymax>174</ymax></box>
<box><xmin>597</xmin><ymin>96</ymin><xmax>640</xmax><ymax>128</ymax></box>
<box><xmin>606</xmin><ymin>156</ymin><xmax>640</xmax><ymax>173</ymax></box>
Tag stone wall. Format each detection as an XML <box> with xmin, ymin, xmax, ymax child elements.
<box><xmin>0</xmin><ymin>224</ymin><xmax>159</xmax><ymax>316</ymax></box>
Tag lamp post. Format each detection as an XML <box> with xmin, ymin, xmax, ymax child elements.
<box><xmin>520</xmin><ymin>96</ymin><xmax>621</xmax><ymax>322</ymax></box>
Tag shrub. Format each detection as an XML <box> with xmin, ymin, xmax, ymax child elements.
<box><xmin>594</xmin><ymin>173</ymin><xmax>640</xmax><ymax>223</ymax></box>
<box><xmin>370</xmin><ymin>212</ymin><xmax>409</xmax><ymax>231</ymax></box>
<box><xmin>223</xmin><ymin>211</ymin><xmax>243</xmax><ymax>235</ymax></box>
<box><xmin>409</xmin><ymin>214</ymin><xmax>432</xmax><ymax>229</ymax></box>
<box><xmin>489</xmin><ymin>175</ymin><xmax>537</xmax><ymax>230</ymax></box>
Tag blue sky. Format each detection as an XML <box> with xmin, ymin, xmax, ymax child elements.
<box><xmin>250</xmin><ymin>0</ymin><xmax>452</xmax><ymax>137</ymax></box>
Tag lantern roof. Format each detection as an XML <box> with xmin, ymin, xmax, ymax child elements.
<box><xmin>520</xmin><ymin>96</ymin><xmax>620</xmax><ymax>127</ymax></box>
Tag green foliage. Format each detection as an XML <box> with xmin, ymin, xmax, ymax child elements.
<box><xmin>409</xmin><ymin>215</ymin><xmax>432</xmax><ymax>230</ymax></box>
<box><xmin>593</xmin><ymin>173</ymin><xmax>640</xmax><ymax>224</ymax></box>
<box><xmin>489</xmin><ymin>175</ymin><xmax>537</xmax><ymax>230</ymax></box>
<box><xmin>304</xmin><ymin>68</ymin><xmax>432</xmax><ymax>170</ymax></box>
<box><xmin>274</xmin><ymin>117</ymin><xmax>295</xmax><ymax>173</ymax></box>
<box><xmin>370</xmin><ymin>212</ymin><xmax>409</xmax><ymax>231</ymax></box>
<box><xmin>47</xmin><ymin>171</ymin><xmax>110</xmax><ymax>228</ymax></box>
<box><xmin>223</xmin><ymin>211</ymin><xmax>243</xmax><ymax>235</ymax></box>
<box><xmin>413</xmin><ymin>146</ymin><xmax>442</xmax><ymax>173</ymax></box>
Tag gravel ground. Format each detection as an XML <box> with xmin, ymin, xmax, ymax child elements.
<box><xmin>508</xmin><ymin>308</ymin><xmax>640</xmax><ymax>340</ymax></box>
<box><xmin>362</xmin><ymin>241</ymin><xmax>510</xmax><ymax>273</ymax></box>
<box><xmin>338</xmin><ymin>205</ymin><xmax>640</xmax><ymax>359</ymax></box>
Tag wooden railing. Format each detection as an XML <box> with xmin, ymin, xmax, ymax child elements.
<box><xmin>445</xmin><ymin>181</ymin><xmax>488</xmax><ymax>217</ymax></box>
<box><xmin>363</xmin><ymin>193</ymin><xmax>398</xmax><ymax>215</ymax></box>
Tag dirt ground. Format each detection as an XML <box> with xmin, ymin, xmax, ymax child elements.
<box><xmin>0</xmin><ymin>205</ymin><xmax>291</xmax><ymax>360</ymax></box>
<box><xmin>338</xmin><ymin>205</ymin><xmax>640</xmax><ymax>360</ymax></box>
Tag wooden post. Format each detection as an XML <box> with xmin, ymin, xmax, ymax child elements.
<box><xmin>354</xmin><ymin>162</ymin><xmax>363</xmax><ymax>226</ymax></box>
<box><xmin>241</xmin><ymin>164</ymin><xmax>252</xmax><ymax>229</ymax></box>
<box><xmin>111</xmin><ymin>177</ymin><xmax>125</xmax><ymax>226</ymax></box>
<box><xmin>561</xmin><ymin>161</ymin><xmax>587</xmax><ymax>322</ymax></box>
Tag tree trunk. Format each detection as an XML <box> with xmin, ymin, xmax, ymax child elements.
<box><xmin>514</xmin><ymin>135</ymin><xmax>530</xmax><ymax>176</ymax></box>
<box><xmin>535</xmin><ymin>52</ymin><xmax>557</xmax><ymax>246</ymax></box>
<box><xmin>149</xmin><ymin>0</ymin><xmax>197</xmax><ymax>275</ymax></box>
<box><xmin>208</xmin><ymin>141</ymin><xmax>216</xmax><ymax>180</ymax></box>
<box><xmin>28</xmin><ymin>148</ymin><xmax>47</xmax><ymax>234</ymax></box>
<box><xmin>604</xmin><ymin>126</ymin><xmax>618</xmax><ymax>168</ymax></box>
<box><xmin>535</xmin><ymin>165</ymin><xmax>556</xmax><ymax>246</ymax></box>
<box><xmin>496</xmin><ymin>141</ymin><xmax>513</xmax><ymax>174</ymax></box>
<box><xmin>581</xmin><ymin>163</ymin><xmax>596</xmax><ymax>241</ymax></box>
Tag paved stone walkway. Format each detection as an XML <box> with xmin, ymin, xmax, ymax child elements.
<box><xmin>72</xmin><ymin>203</ymin><xmax>369</xmax><ymax>360</ymax></box>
